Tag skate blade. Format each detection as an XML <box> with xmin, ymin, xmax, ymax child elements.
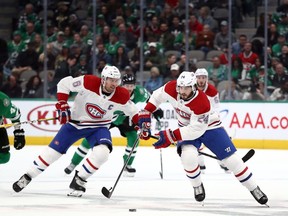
<box><xmin>67</xmin><ymin>190</ymin><xmax>84</xmax><ymax>197</ymax></box>
<box><xmin>123</xmin><ymin>171</ymin><xmax>135</xmax><ymax>177</ymax></box>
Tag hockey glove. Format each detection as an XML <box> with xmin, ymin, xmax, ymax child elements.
<box><xmin>55</xmin><ymin>100</ymin><xmax>71</xmax><ymax>124</ymax></box>
<box><xmin>138</xmin><ymin>110</ymin><xmax>151</xmax><ymax>140</ymax></box>
<box><xmin>152</xmin><ymin>108</ymin><xmax>164</xmax><ymax>121</ymax></box>
<box><xmin>13</xmin><ymin>129</ymin><xmax>26</xmax><ymax>150</ymax></box>
<box><xmin>153</xmin><ymin>129</ymin><xmax>176</xmax><ymax>149</ymax></box>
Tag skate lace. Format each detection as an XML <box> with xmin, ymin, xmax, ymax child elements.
<box><xmin>252</xmin><ymin>187</ymin><xmax>263</xmax><ymax>199</ymax></box>
<box><xmin>76</xmin><ymin>177</ymin><xmax>86</xmax><ymax>188</ymax></box>
<box><xmin>194</xmin><ymin>185</ymin><xmax>204</xmax><ymax>195</ymax></box>
<box><xmin>17</xmin><ymin>176</ymin><xmax>30</xmax><ymax>188</ymax></box>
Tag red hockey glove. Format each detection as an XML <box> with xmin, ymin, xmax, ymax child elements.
<box><xmin>55</xmin><ymin>100</ymin><xmax>71</xmax><ymax>124</ymax></box>
<box><xmin>138</xmin><ymin>110</ymin><xmax>151</xmax><ymax>140</ymax></box>
<box><xmin>153</xmin><ymin>129</ymin><xmax>177</xmax><ymax>149</ymax></box>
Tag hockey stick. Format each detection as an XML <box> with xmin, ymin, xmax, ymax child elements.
<box><xmin>0</xmin><ymin>117</ymin><xmax>58</xmax><ymax>128</ymax></box>
<box><xmin>150</xmin><ymin>135</ymin><xmax>255</xmax><ymax>163</ymax></box>
<box><xmin>159</xmin><ymin>148</ymin><xmax>163</xmax><ymax>179</ymax></box>
<box><xmin>101</xmin><ymin>133</ymin><xmax>140</xmax><ymax>199</ymax></box>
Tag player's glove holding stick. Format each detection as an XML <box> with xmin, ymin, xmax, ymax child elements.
<box><xmin>138</xmin><ymin>109</ymin><xmax>152</xmax><ymax>140</ymax></box>
<box><xmin>55</xmin><ymin>100</ymin><xmax>71</xmax><ymax>124</ymax></box>
<box><xmin>13</xmin><ymin>128</ymin><xmax>26</xmax><ymax>150</ymax></box>
<box><xmin>153</xmin><ymin>129</ymin><xmax>176</xmax><ymax>149</ymax></box>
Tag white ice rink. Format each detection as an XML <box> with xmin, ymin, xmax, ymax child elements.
<box><xmin>0</xmin><ymin>145</ymin><xmax>287</xmax><ymax>216</ymax></box>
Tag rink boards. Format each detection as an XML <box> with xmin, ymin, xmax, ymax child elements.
<box><xmin>5</xmin><ymin>100</ymin><xmax>288</xmax><ymax>149</ymax></box>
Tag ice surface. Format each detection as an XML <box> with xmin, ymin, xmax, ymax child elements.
<box><xmin>0</xmin><ymin>146</ymin><xmax>287</xmax><ymax>216</ymax></box>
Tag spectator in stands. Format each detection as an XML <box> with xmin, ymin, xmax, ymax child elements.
<box><xmin>33</xmin><ymin>33</ymin><xmax>44</xmax><ymax>55</ymax></box>
<box><xmin>48</xmin><ymin>54</ymin><xmax>78</xmax><ymax>97</ymax></box>
<box><xmin>129</xmin><ymin>47</ymin><xmax>140</xmax><ymax>74</ymax></box>
<box><xmin>144</xmin><ymin>42</ymin><xmax>162</xmax><ymax>70</ymax></box>
<box><xmin>198</xmin><ymin>6</ymin><xmax>218</xmax><ymax>33</ymax></box>
<box><xmin>160</xmin><ymin>53</ymin><xmax>178</xmax><ymax>78</ymax></box>
<box><xmin>268</xmin><ymin>78</ymin><xmax>288</xmax><ymax>101</ymax></box>
<box><xmin>271</xmin><ymin>62</ymin><xmax>288</xmax><ymax>88</ymax></box>
<box><xmin>127</xmin><ymin>17</ymin><xmax>141</xmax><ymax>39</ymax></box>
<box><xmin>106</xmin><ymin>33</ymin><xmax>123</xmax><ymax>56</ymax></box>
<box><xmin>53</xmin><ymin>1</ymin><xmax>71</xmax><ymax>30</ymax></box>
<box><xmin>70</xmin><ymin>32</ymin><xmax>88</xmax><ymax>56</ymax></box>
<box><xmin>79</xmin><ymin>25</ymin><xmax>93</xmax><ymax>45</ymax></box>
<box><xmin>18</xmin><ymin>3</ymin><xmax>41</xmax><ymax>34</ymax></box>
<box><xmin>214</xmin><ymin>20</ymin><xmax>236</xmax><ymax>52</ymax></box>
<box><xmin>195</xmin><ymin>24</ymin><xmax>215</xmax><ymax>55</ymax></box>
<box><xmin>279</xmin><ymin>44</ymin><xmax>288</xmax><ymax>69</ymax></box>
<box><xmin>112</xmin><ymin>46</ymin><xmax>130</xmax><ymax>71</ymax></box>
<box><xmin>189</xmin><ymin>14</ymin><xmax>203</xmax><ymax>36</ymax></box>
<box><xmin>219</xmin><ymin>79</ymin><xmax>243</xmax><ymax>101</ymax></box>
<box><xmin>73</xmin><ymin>54</ymin><xmax>91</xmax><ymax>77</ymax></box>
<box><xmin>177</xmin><ymin>54</ymin><xmax>191</xmax><ymax>72</ymax></box>
<box><xmin>159</xmin><ymin>3</ymin><xmax>174</xmax><ymax>24</ymax></box>
<box><xmin>232</xmin><ymin>34</ymin><xmax>248</xmax><ymax>55</ymax></box>
<box><xmin>38</xmin><ymin>43</ymin><xmax>56</xmax><ymax>71</ymax></box>
<box><xmin>54</xmin><ymin>42</ymin><xmax>70</xmax><ymax>69</ymax></box>
<box><xmin>12</xmin><ymin>41</ymin><xmax>39</xmax><ymax>78</ymax></box>
<box><xmin>163</xmin><ymin>63</ymin><xmax>180</xmax><ymax>84</ymax></box>
<box><xmin>101</xmin><ymin>25</ymin><xmax>112</xmax><ymax>45</ymax></box>
<box><xmin>144</xmin><ymin>66</ymin><xmax>163</xmax><ymax>93</ymax></box>
<box><xmin>272</xmin><ymin>33</ymin><xmax>287</xmax><ymax>57</ymax></box>
<box><xmin>207</xmin><ymin>56</ymin><xmax>228</xmax><ymax>86</ymax></box>
<box><xmin>0</xmin><ymin>74</ymin><xmax>22</xmax><ymax>98</ymax></box>
<box><xmin>147</xmin><ymin>16</ymin><xmax>161</xmax><ymax>40</ymax></box>
<box><xmin>23</xmin><ymin>75</ymin><xmax>43</xmax><ymax>98</ymax></box>
<box><xmin>159</xmin><ymin>22</ymin><xmax>175</xmax><ymax>52</ymax></box>
<box><xmin>247</xmin><ymin>58</ymin><xmax>263</xmax><ymax>81</ymax></box>
<box><xmin>92</xmin><ymin>42</ymin><xmax>112</xmax><ymax>70</ymax></box>
<box><xmin>238</xmin><ymin>42</ymin><xmax>259</xmax><ymax>80</ymax></box>
<box><xmin>68</xmin><ymin>14</ymin><xmax>84</xmax><ymax>33</ymax></box>
<box><xmin>21</xmin><ymin>21</ymin><xmax>37</xmax><ymax>44</ymax></box>
<box><xmin>170</xmin><ymin>15</ymin><xmax>184</xmax><ymax>51</ymax></box>
<box><xmin>242</xmin><ymin>84</ymin><xmax>265</xmax><ymax>101</ymax></box>
<box><xmin>117</xmin><ymin>23</ymin><xmax>137</xmax><ymax>52</ymax></box>
<box><xmin>231</xmin><ymin>57</ymin><xmax>244</xmax><ymax>81</ymax></box>
<box><xmin>50</xmin><ymin>31</ymin><xmax>66</xmax><ymax>57</ymax></box>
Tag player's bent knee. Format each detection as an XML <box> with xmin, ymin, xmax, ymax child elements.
<box><xmin>222</xmin><ymin>153</ymin><xmax>245</xmax><ymax>173</ymax></box>
<box><xmin>181</xmin><ymin>145</ymin><xmax>199</xmax><ymax>168</ymax></box>
<box><xmin>90</xmin><ymin>144</ymin><xmax>110</xmax><ymax>166</ymax></box>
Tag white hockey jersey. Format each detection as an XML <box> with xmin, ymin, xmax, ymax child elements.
<box><xmin>57</xmin><ymin>75</ymin><xmax>139</xmax><ymax>128</ymax></box>
<box><xmin>144</xmin><ymin>80</ymin><xmax>221</xmax><ymax>141</ymax></box>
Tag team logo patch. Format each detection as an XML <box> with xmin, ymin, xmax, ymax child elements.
<box><xmin>86</xmin><ymin>103</ymin><xmax>106</xmax><ymax>119</ymax></box>
<box><xmin>175</xmin><ymin>108</ymin><xmax>191</xmax><ymax>119</ymax></box>
<box><xmin>3</xmin><ymin>98</ymin><xmax>10</xmax><ymax>107</ymax></box>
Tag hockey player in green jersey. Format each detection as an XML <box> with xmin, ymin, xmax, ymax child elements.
<box><xmin>64</xmin><ymin>74</ymin><xmax>163</xmax><ymax>176</ymax></box>
<box><xmin>0</xmin><ymin>91</ymin><xmax>26</xmax><ymax>164</ymax></box>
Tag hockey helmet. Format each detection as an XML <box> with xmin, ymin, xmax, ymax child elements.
<box><xmin>122</xmin><ymin>74</ymin><xmax>136</xmax><ymax>85</ymax></box>
<box><xmin>101</xmin><ymin>65</ymin><xmax>121</xmax><ymax>85</ymax></box>
<box><xmin>195</xmin><ymin>68</ymin><xmax>208</xmax><ymax>77</ymax></box>
<box><xmin>177</xmin><ymin>71</ymin><xmax>197</xmax><ymax>88</ymax></box>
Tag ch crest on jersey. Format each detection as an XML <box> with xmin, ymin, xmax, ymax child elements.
<box><xmin>175</xmin><ymin>108</ymin><xmax>191</xmax><ymax>119</ymax></box>
<box><xmin>86</xmin><ymin>103</ymin><xmax>106</xmax><ymax>119</ymax></box>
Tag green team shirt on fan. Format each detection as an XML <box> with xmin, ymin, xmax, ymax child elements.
<box><xmin>0</xmin><ymin>91</ymin><xmax>21</xmax><ymax>125</ymax></box>
<box><xmin>113</xmin><ymin>85</ymin><xmax>150</xmax><ymax>126</ymax></box>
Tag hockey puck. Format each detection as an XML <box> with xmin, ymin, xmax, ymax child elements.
<box><xmin>129</xmin><ymin>209</ymin><xmax>137</xmax><ymax>212</ymax></box>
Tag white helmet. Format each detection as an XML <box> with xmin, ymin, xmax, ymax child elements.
<box><xmin>177</xmin><ymin>71</ymin><xmax>197</xmax><ymax>88</ymax></box>
<box><xmin>195</xmin><ymin>68</ymin><xmax>208</xmax><ymax>77</ymax></box>
<box><xmin>101</xmin><ymin>65</ymin><xmax>121</xmax><ymax>85</ymax></box>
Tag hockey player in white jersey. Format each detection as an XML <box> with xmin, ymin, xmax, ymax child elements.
<box><xmin>195</xmin><ymin>68</ymin><xmax>229</xmax><ymax>172</ymax></box>
<box><xmin>12</xmin><ymin>65</ymin><xmax>139</xmax><ymax>197</ymax></box>
<box><xmin>138</xmin><ymin>71</ymin><xmax>268</xmax><ymax>205</ymax></box>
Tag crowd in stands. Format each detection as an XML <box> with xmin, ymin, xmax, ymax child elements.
<box><xmin>0</xmin><ymin>0</ymin><xmax>287</xmax><ymax>101</ymax></box>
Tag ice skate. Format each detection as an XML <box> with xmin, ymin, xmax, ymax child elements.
<box><xmin>12</xmin><ymin>174</ymin><xmax>32</xmax><ymax>192</ymax></box>
<box><xmin>123</xmin><ymin>166</ymin><xmax>136</xmax><ymax>177</ymax></box>
<box><xmin>64</xmin><ymin>163</ymin><xmax>76</xmax><ymax>175</ymax></box>
<box><xmin>194</xmin><ymin>183</ymin><xmax>205</xmax><ymax>202</ymax></box>
<box><xmin>67</xmin><ymin>171</ymin><xmax>87</xmax><ymax>197</ymax></box>
<box><xmin>250</xmin><ymin>186</ymin><xmax>268</xmax><ymax>205</ymax></box>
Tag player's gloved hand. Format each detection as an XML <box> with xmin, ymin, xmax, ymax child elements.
<box><xmin>152</xmin><ymin>108</ymin><xmax>164</xmax><ymax>121</ymax></box>
<box><xmin>55</xmin><ymin>100</ymin><xmax>71</xmax><ymax>124</ymax></box>
<box><xmin>13</xmin><ymin>129</ymin><xmax>26</xmax><ymax>150</ymax></box>
<box><xmin>153</xmin><ymin>129</ymin><xmax>176</xmax><ymax>149</ymax></box>
<box><xmin>138</xmin><ymin>110</ymin><xmax>151</xmax><ymax>140</ymax></box>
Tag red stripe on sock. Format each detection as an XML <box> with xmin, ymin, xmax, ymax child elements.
<box><xmin>235</xmin><ymin>166</ymin><xmax>248</xmax><ymax>177</ymax></box>
<box><xmin>185</xmin><ymin>165</ymin><xmax>199</xmax><ymax>174</ymax></box>
<box><xmin>86</xmin><ymin>158</ymin><xmax>98</xmax><ymax>170</ymax></box>
<box><xmin>38</xmin><ymin>156</ymin><xmax>49</xmax><ymax>167</ymax></box>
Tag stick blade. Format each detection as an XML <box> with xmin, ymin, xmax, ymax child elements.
<box><xmin>101</xmin><ymin>187</ymin><xmax>112</xmax><ymax>199</ymax></box>
<box><xmin>159</xmin><ymin>172</ymin><xmax>163</xmax><ymax>179</ymax></box>
<box><xmin>242</xmin><ymin>149</ymin><xmax>255</xmax><ymax>162</ymax></box>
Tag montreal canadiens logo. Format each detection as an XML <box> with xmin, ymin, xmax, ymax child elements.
<box><xmin>86</xmin><ymin>103</ymin><xmax>106</xmax><ymax>119</ymax></box>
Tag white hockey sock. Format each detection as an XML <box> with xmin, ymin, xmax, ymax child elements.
<box><xmin>181</xmin><ymin>145</ymin><xmax>202</xmax><ymax>187</ymax></box>
<box><xmin>27</xmin><ymin>146</ymin><xmax>62</xmax><ymax>178</ymax></box>
<box><xmin>78</xmin><ymin>144</ymin><xmax>110</xmax><ymax>180</ymax></box>
<box><xmin>222</xmin><ymin>153</ymin><xmax>257</xmax><ymax>191</ymax></box>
